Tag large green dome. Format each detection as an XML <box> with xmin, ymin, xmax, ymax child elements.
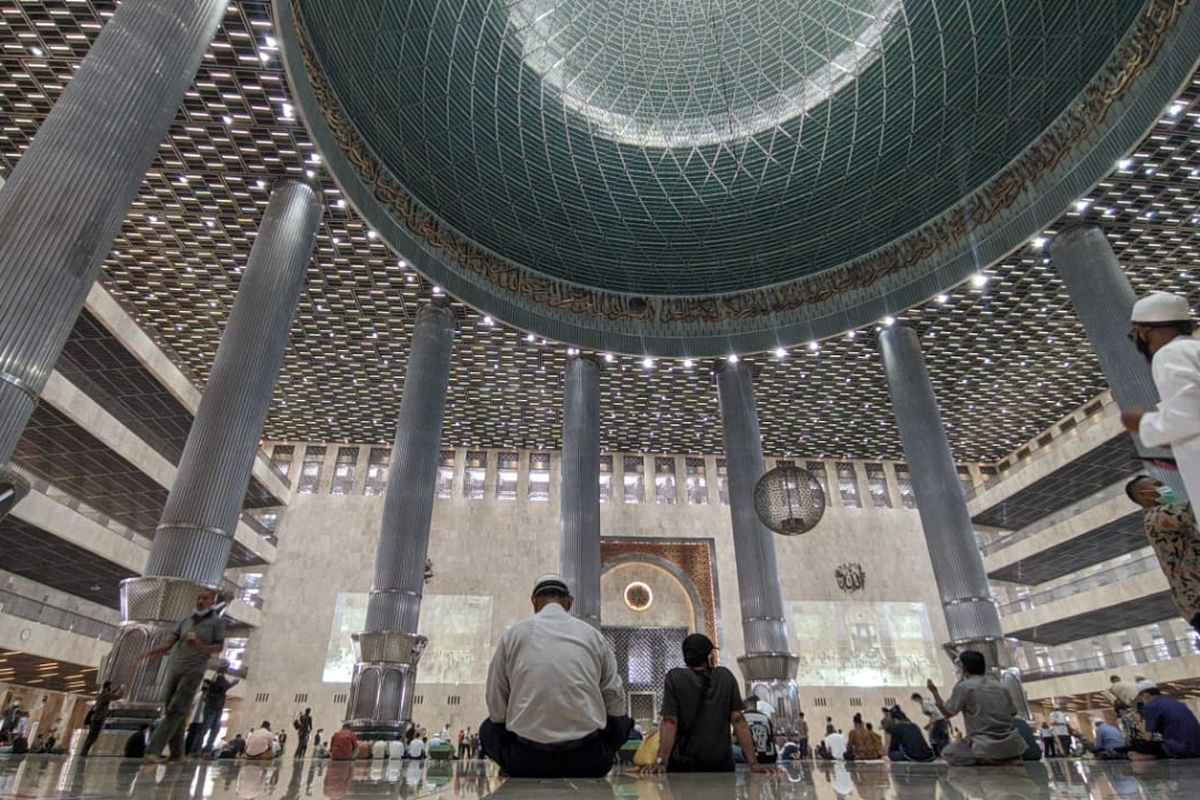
<box><xmin>277</xmin><ymin>0</ymin><xmax>1200</xmax><ymax>355</ymax></box>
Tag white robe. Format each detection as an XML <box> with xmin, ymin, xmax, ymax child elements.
<box><xmin>1139</xmin><ymin>336</ymin><xmax>1200</xmax><ymax>504</ymax></box>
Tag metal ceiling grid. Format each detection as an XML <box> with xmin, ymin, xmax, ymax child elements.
<box><xmin>0</xmin><ymin>517</ymin><xmax>135</xmax><ymax>608</ymax></box>
<box><xmin>0</xmin><ymin>2</ymin><xmax>1196</xmax><ymax>462</ymax></box>
<box><xmin>1007</xmin><ymin>591</ymin><xmax>1179</xmax><ymax>646</ymax></box>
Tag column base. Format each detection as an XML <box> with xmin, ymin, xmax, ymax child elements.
<box><xmin>345</xmin><ymin>631</ymin><xmax>426</xmax><ymax>740</ymax></box>
<box><xmin>102</xmin><ymin>576</ymin><xmax>212</xmax><ymax>722</ymax></box>
<box><xmin>738</xmin><ymin>652</ymin><xmax>801</xmax><ymax>730</ymax></box>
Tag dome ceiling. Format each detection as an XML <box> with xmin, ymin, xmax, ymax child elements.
<box><xmin>279</xmin><ymin>0</ymin><xmax>1200</xmax><ymax>354</ymax></box>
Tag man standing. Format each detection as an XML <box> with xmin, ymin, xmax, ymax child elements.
<box><xmin>138</xmin><ymin>587</ymin><xmax>226</xmax><ymax>762</ymax></box>
<box><xmin>911</xmin><ymin>691</ymin><xmax>949</xmax><ymax>756</ymax></box>
<box><xmin>1049</xmin><ymin>707</ymin><xmax>1072</xmax><ymax>758</ymax></box>
<box><xmin>1124</xmin><ymin>476</ymin><xmax>1200</xmax><ymax>633</ymax></box>
<box><xmin>1108</xmin><ymin>674</ymin><xmax>1142</xmax><ymax>742</ymax></box>
<box><xmin>293</xmin><ymin>708</ymin><xmax>313</xmax><ymax>759</ymax></box>
<box><xmin>200</xmin><ymin>664</ymin><xmax>238</xmax><ymax>754</ymax></box>
<box><xmin>1122</xmin><ymin>291</ymin><xmax>1200</xmax><ymax>502</ymax></box>
<box><xmin>481</xmin><ymin>573</ymin><xmax>633</xmax><ymax>778</ymax></box>
<box><xmin>925</xmin><ymin>650</ymin><xmax>1027</xmax><ymax>766</ymax></box>
<box><xmin>796</xmin><ymin>711</ymin><xmax>810</xmax><ymax>759</ymax></box>
<box><xmin>645</xmin><ymin>633</ymin><xmax>772</xmax><ymax>774</ymax></box>
<box><xmin>79</xmin><ymin>681</ymin><xmax>123</xmax><ymax>757</ymax></box>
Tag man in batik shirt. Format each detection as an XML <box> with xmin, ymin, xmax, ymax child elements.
<box><xmin>1126</xmin><ymin>476</ymin><xmax>1200</xmax><ymax>632</ymax></box>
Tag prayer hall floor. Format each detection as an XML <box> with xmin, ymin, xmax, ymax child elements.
<box><xmin>1</xmin><ymin>754</ymin><xmax>1197</xmax><ymax>798</ymax></box>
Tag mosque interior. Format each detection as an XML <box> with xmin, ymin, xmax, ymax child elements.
<box><xmin>3</xmin><ymin>0</ymin><xmax>1200</xmax><ymax>797</ymax></box>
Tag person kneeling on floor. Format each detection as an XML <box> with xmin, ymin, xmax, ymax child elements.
<box><xmin>480</xmin><ymin>573</ymin><xmax>633</xmax><ymax>778</ymax></box>
<box><xmin>1126</xmin><ymin>680</ymin><xmax>1200</xmax><ymax>760</ymax></box>
<box><xmin>924</xmin><ymin>650</ymin><xmax>1027</xmax><ymax>766</ymax></box>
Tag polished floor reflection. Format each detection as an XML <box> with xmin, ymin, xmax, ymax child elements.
<box><xmin>1</xmin><ymin>755</ymin><xmax>1198</xmax><ymax>799</ymax></box>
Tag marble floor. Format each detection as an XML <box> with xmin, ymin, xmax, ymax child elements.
<box><xmin>0</xmin><ymin>755</ymin><xmax>1198</xmax><ymax>799</ymax></box>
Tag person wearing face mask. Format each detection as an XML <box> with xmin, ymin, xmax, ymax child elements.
<box><xmin>1122</xmin><ymin>292</ymin><xmax>1200</xmax><ymax>501</ymax></box>
<box><xmin>1125</xmin><ymin>475</ymin><xmax>1200</xmax><ymax>633</ymax></box>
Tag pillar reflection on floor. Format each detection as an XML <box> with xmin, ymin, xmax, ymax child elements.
<box><xmin>1</xmin><ymin>755</ymin><xmax>1200</xmax><ymax>799</ymax></box>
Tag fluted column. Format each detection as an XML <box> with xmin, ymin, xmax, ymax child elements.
<box><xmin>0</xmin><ymin>0</ymin><xmax>226</xmax><ymax>466</ymax></box>
<box><xmin>714</xmin><ymin>361</ymin><xmax>799</xmax><ymax>721</ymax></box>
<box><xmin>346</xmin><ymin>300</ymin><xmax>455</xmax><ymax>738</ymax></box>
<box><xmin>99</xmin><ymin>182</ymin><xmax>322</xmax><ymax>732</ymax></box>
<box><xmin>879</xmin><ymin>324</ymin><xmax>1027</xmax><ymax>712</ymax></box>
<box><xmin>1050</xmin><ymin>224</ymin><xmax>1186</xmax><ymax>498</ymax></box>
<box><xmin>560</xmin><ymin>355</ymin><xmax>602</xmax><ymax>628</ymax></box>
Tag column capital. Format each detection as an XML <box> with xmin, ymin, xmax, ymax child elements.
<box><xmin>415</xmin><ymin>297</ymin><xmax>456</xmax><ymax>327</ymax></box>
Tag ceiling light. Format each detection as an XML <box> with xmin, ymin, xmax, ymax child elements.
<box><xmin>774</xmin><ymin>347</ymin><xmax>786</xmax><ymax>358</ymax></box>
<box><xmin>881</xmin><ymin>316</ymin><xmax>895</xmax><ymax>327</ymax></box>
<box><xmin>846</xmin><ymin>330</ymin><xmax>857</xmax><ymax>340</ymax></box>
<box><xmin>603</xmin><ymin>353</ymin><xmax>615</xmax><ymax>363</ymax></box>
<box><xmin>936</xmin><ymin>293</ymin><xmax>950</xmax><ymax>304</ymax></box>
<box><xmin>808</xmin><ymin>341</ymin><xmax>819</xmax><ymax>352</ymax></box>
<box><xmin>1031</xmin><ymin>236</ymin><xmax>1047</xmax><ymax>250</ymax></box>
<box><xmin>1117</xmin><ymin>157</ymin><xmax>1134</xmax><ymax>170</ymax></box>
<box><xmin>971</xmin><ymin>273</ymin><xmax>989</xmax><ymax>288</ymax></box>
<box><xmin>567</xmin><ymin>347</ymin><xmax>580</xmax><ymax>356</ymax></box>
<box><xmin>682</xmin><ymin>359</ymin><xmax>694</xmax><ymax>369</ymax></box>
<box><xmin>642</xmin><ymin>357</ymin><xmax>655</xmax><ymax>369</ymax></box>
<box><xmin>726</xmin><ymin>354</ymin><xmax>739</xmax><ymax>364</ymax></box>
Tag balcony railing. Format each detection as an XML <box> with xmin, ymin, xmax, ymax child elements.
<box><xmin>1023</xmin><ymin>637</ymin><xmax>1200</xmax><ymax>682</ymax></box>
<box><xmin>997</xmin><ymin>551</ymin><xmax>1161</xmax><ymax>616</ymax></box>
<box><xmin>7</xmin><ymin>461</ymin><xmax>150</xmax><ymax>547</ymax></box>
<box><xmin>0</xmin><ymin>589</ymin><xmax>117</xmax><ymax>642</ymax></box>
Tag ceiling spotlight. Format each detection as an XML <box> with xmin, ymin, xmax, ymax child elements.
<box><xmin>567</xmin><ymin>347</ymin><xmax>580</xmax><ymax>356</ymax></box>
<box><xmin>936</xmin><ymin>293</ymin><xmax>950</xmax><ymax>304</ymax></box>
<box><xmin>1117</xmin><ymin>157</ymin><xmax>1134</xmax><ymax>170</ymax></box>
<box><xmin>846</xmin><ymin>331</ymin><xmax>857</xmax><ymax>340</ymax></box>
<box><xmin>432</xmin><ymin>286</ymin><xmax>443</xmax><ymax>295</ymax></box>
<box><xmin>525</xmin><ymin>333</ymin><xmax>536</xmax><ymax>343</ymax></box>
<box><xmin>682</xmin><ymin>359</ymin><xmax>694</xmax><ymax>368</ymax></box>
<box><xmin>481</xmin><ymin>315</ymin><xmax>493</xmax><ymax>326</ymax></box>
<box><xmin>971</xmin><ymin>273</ymin><xmax>989</xmax><ymax>289</ymax></box>
<box><xmin>774</xmin><ymin>347</ymin><xmax>787</xmax><ymax>358</ymax></box>
<box><xmin>882</xmin><ymin>316</ymin><xmax>895</xmax><ymax>327</ymax></box>
<box><xmin>808</xmin><ymin>341</ymin><xmax>819</xmax><ymax>352</ymax></box>
<box><xmin>727</xmin><ymin>354</ymin><xmax>739</xmax><ymax>364</ymax></box>
<box><xmin>642</xmin><ymin>357</ymin><xmax>655</xmax><ymax>369</ymax></box>
<box><xmin>1031</xmin><ymin>236</ymin><xmax>1047</xmax><ymax>250</ymax></box>
<box><xmin>603</xmin><ymin>353</ymin><xmax>615</xmax><ymax>363</ymax></box>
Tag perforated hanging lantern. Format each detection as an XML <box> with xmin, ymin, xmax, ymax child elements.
<box><xmin>753</xmin><ymin>464</ymin><xmax>826</xmax><ymax>535</ymax></box>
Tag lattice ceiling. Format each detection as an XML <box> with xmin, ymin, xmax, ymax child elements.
<box><xmin>0</xmin><ymin>1</ymin><xmax>1198</xmax><ymax>462</ymax></box>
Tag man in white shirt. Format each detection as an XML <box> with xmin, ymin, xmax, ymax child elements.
<box><xmin>481</xmin><ymin>573</ymin><xmax>633</xmax><ymax>777</ymax></box>
<box><xmin>244</xmin><ymin>721</ymin><xmax>276</xmax><ymax>760</ymax></box>
<box><xmin>1049</xmin><ymin>708</ymin><xmax>1071</xmax><ymax>757</ymax></box>
<box><xmin>1123</xmin><ymin>292</ymin><xmax>1200</xmax><ymax>504</ymax></box>
<box><xmin>406</xmin><ymin>735</ymin><xmax>425</xmax><ymax>760</ymax></box>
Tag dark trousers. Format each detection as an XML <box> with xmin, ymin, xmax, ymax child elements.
<box><xmin>929</xmin><ymin>720</ymin><xmax>950</xmax><ymax>756</ymax></box>
<box><xmin>294</xmin><ymin>734</ymin><xmax>309</xmax><ymax>758</ymax></box>
<box><xmin>200</xmin><ymin>703</ymin><xmax>224</xmax><ymax>753</ymax></box>
<box><xmin>1128</xmin><ymin>739</ymin><xmax>1169</xmax><ymax>758</ymax></box>
<box><xmin>147</xmin><ymin>671</ymin><xmax>204</xmax><ymax>758</ymax></box>
<box><xmin>79</xmin><ymin>715</ymin><xmax>107</xmax><ymax>757</ymax></box>
<box><xmin>1042</xmin><ymin>737</ymin><xmax>1057</xmax><ymax>757</ymax></box>
<box><xmin>479</xmin><ymin>716</ymin><xmax>633</xmax><ymax>778</ymax></box>
<box><xmin>1057</xmin><ymin>734</ymin><xmax>1071</xmax><ymax>757</ymax></box>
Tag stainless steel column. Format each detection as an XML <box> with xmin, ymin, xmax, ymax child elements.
<box><xmin>100</xmin><ymin>182</ymin><xmax>322</xmax><ymax>734</ymax></box>
<box><xmin>1050</xmin><ymin>224</ymin><xmax>1186</xmax><ymax>497</ymax></box>
<box><xmin>0</xmin><ymin>0</ymin><xmax>226</xmax><ymax>466</ymax></box>
<box><xmin>346</xmin><ymin>300</ymin><xmax>455</xmax><ymax>738</ymax></box>
<box><xmin>560</xmin><ymin>354</ymin><xmax>602</xmax><ymax>628</ymax></box>
<box><xmin>878</xmin><ymin>324</ymin><xmax>1028</xmax><ymax>713</ymax></box>
<box><xmin>714</xmin><ymin>361</ymin><xmax>800</xmax><ymax>723</ymax></box>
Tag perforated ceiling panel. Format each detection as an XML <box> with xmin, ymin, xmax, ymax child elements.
<box><xmin>1</xmin><ymin>2</ymin><xmax>1200</xmax><ymax>461</ymax></box>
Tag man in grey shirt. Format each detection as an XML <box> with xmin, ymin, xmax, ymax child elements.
<box><xmin>481</xmin><ymin>573</ymin><xmax>632</xmax><ymax>777</ymax></box>
<box><xmin>926</xmin><ymin>650</ymin><xmax>1027</xmax><ymax>766</ymax></box>
<box><xmin>139</xmin><ymin>587</ymin><xmax>226</xmax><ymax>762</ymax></box>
